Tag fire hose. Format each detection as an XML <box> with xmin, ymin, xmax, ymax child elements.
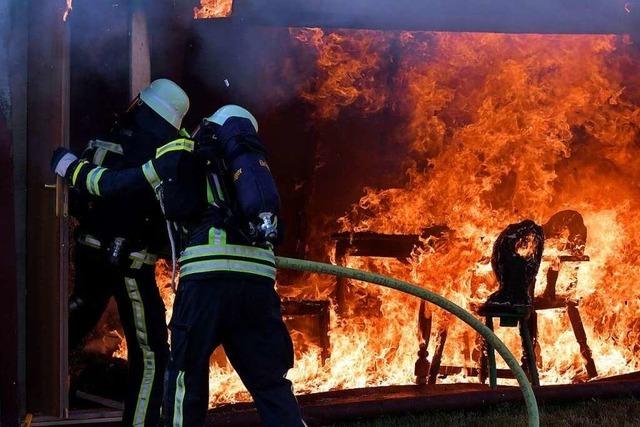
<box><xmin>275</xmin><ymin>256</ymin><xmax>540</xmax><ymax>427</ymax></box>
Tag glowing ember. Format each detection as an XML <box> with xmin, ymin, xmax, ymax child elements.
<box><xmin>194</xmin><ymin>0</ymin><xmax>233</xmax><ymax>19</ymax></box>
<box><xmin>63</xmin><ymin>0</ymin><xmax>72</xmax><ymax>21</ymax></box>
<box><xmin>121</xmin><ymin>30</ymin><xmax>640</xmax><ymax>406</ymax></box>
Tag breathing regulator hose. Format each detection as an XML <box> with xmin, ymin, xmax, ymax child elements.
<box><xmin>275</xmin><ymin>256</ymin><xmax>540</xmax><ymax>427</ymax></box>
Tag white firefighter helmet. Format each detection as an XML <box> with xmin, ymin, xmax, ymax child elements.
<box><xmin>205</xmin><ymin>104</ymin><xmax>259</xmax><ymax>133</ymax></box>
<box><xmin>139</xmin><ymin>79</ymin><xmax>190</xmax><ymax>129</ymax></box>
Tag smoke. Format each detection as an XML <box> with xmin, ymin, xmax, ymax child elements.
<box><xmin>186</xmin><ymin>22</ymin><xmax>315</xmax><ymax>120</ymax></box>
<box><xmin>225</xmin><ymin>0</ymin><xmax>633</xmax><ymax>35</ymax></box>
<box><xmin>66</xmin><ymin>1</ymin><xmax>134</xmax><ymax>150</ymax></box>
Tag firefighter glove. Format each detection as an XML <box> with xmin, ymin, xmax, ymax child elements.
<box><xmin>51</xmin><ymin>147</ymin><xmax>78</xmax><ymax>178</ymax></box>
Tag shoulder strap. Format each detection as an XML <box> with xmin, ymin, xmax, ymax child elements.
<box><xmin>156</xmin><ymin>138</ymin><xmax>194</xmax><ymax>159</ymax></box>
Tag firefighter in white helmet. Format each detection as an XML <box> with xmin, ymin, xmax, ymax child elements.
<box><xmin>53</xmin><ymin>104</ymin><xmax>306</xmax><ymax>427</ymax></box>
<box><xmin>52</xmin><ymin>79</ymin><xmax>189</xmax><ymax>426</ymax></box>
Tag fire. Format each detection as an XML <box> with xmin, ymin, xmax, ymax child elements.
<box><xmin>291</xmin><ymin>29</ymin><xmax>392</xmax><ymax>120</ymax></box>
<box><xmin>194</xmin><ymin>0</ymin><xmax>233</xmax><ymax>19</ymax></box>
<box><xmin>292</xmin><ymin>30</ymin><xmax>640</xmax><ymax>389</ymax></box>
<box><xmin>63</xmin><ymin>0</ymin><xmax>72</xmax><ymax>21</ymax></box>
<box><xmin>136</xmin><ymin>30</ymin><xmax>640</xmax><ymax>405</ymax></box>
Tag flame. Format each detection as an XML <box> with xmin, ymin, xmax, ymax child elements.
<box><xmin>292</xmin><ymin>29</ymin><xmax>391</xmax><ymax>120</ymax></box>
<box><xmin>194</xmin><ymin>0</ymin><xmax>233</xmax><ymax>19</ymax></box>
<box><xmin>109</xmin><ymin>30</ymin><xmax>640</xmax><ymax>406</ymax></box>
<box><xmin>294</xmin><ymin>30</ymin><xmax>640</xmax><ymax>389</ymax></box>
<box><xmin>63</xmin><ymin>0</ymin><xmax>72</xmax><ymax>21</ymax></box>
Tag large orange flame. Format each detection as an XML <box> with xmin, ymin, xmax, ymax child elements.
<box><xmin>141</xmin><ymin>30</ymin><xmax>640</xmax><ymax>405</ymax></box>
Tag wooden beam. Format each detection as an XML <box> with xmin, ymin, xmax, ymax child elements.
<box><xmin>26</xmin><ymin>0</ymin><xmax>70</xmax><ymax>417</ymax></box>
<box><xmin>130</xmin><ymin>0</ymin><xmax>150</xmax><ymax>99</ymax></box>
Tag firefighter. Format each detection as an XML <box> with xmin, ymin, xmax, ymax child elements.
<box><xmin>54</xmin><ymin>78</ymin><xmax>190</xmax><ymax>426</ymax></box>
<box><xmin>52</xmin><ymin>105</ymin><xmax>306</xmax><ymax>427</ymax></box>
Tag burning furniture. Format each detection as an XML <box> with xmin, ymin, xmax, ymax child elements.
<box><xmin>473</xmin><ymin>213</ymin><xmax>597</xmax><ymax>387</ymax></box>
<box><xmin>281</xmin><ymin>299</ymin><xmax>331</xmax><ymax>364</ymax></box>
<box><xmin>477</xmin><ymin>220</ymin><xmax>546</xmax><ymax>388</ymax></box>
<box><xmin>332</xmin><ymin>228</ymin><xmax>469</xmax><ymax>386</ymax></box>
<box><xmin>402</xmin><ymin>214</ymin><xmax>597</xmax><ymax>388</ymax></box>
<box><xmin>536</xmin><ymin>211</ymin><xmax>597</xmax><ymax>380</ymax></box>
<box><xmin>332</xmin><ymin>227</ymin><xmax>449</xmax><ymax>316</ymax></box>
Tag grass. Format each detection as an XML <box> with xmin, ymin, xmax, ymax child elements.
<box><xmin>327</xmin><ymin>397</ymin><xmax>640</xmax><ymax>427</ymax></box>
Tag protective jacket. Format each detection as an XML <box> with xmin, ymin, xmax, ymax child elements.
<box><xmin>63</xmin><ymin>117</ymin><xmax>281</xmax><ymax>283</ymax></box>
<box><xmin>71</xmin><ymin>108</ymin><xmax>174</xmax><ymax>253</ymax></box>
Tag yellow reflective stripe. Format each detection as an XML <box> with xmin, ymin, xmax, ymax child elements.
<box><xmin>173</xmin><ymin>371</ymin><xmax>186</xmax><ymax>427</ymax></box>
<box><xmin>179</xmin><ymin>259</ymin><xmax>277</xmax><ymax>280</ymax></box>
<box><xmin>86</xmin><ymin>167</ymin><xmax>106</xmax><ymax>195</ymax></box>
<box><xmin>124</xmin><ymin>277</ymin><xmax>156</xmax><ymax>426</ymax></box>
<box><xmin>208</xmin><ymin>228</ymin><xmax>227</xmax><ymax>246</ymax></box>
<box><xmin>71</xmin><ymin>160</ymin><xmax>89</xmax><ymax>186</ymax></box>
<box><xmin>155</xmin><ymin>139</ymin><xmax>194</xmax><ymax>158</ymax></box>
<box><xmin>142</xmin><ymin>160</ymin><xmax>162</xmax><ymax>190</ymax></box>
<box><xmin>93</xmin><ymin>168</ymin><xmax>107</xmax><ymax>196</ymax></box>
<box><xmin>180</xmin><ymin>244</ymin><xmax>275</xmax><ymax>265</ymax></box>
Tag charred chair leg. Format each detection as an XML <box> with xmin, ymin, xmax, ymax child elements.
<box><xmin>566</xmin><ymin>303</ymin><xmax>598</xmax><ymax>379</ymax></box>
<box><xmin>485</xmin><ymin>317</ymin><xmax>498</xmax><ymax>389</ymax></box>
<box><xmin>415</xmin><ymin>300</ymin><xmax>432</xmax><ymax>385</ymax></box>
<box><xmin>427</xmin><ymin>328</ymin><xmax>448</xmax><ymax>385</ymax></box>
<box><xmin>519</xmin><ymin>319</ymin><xmax>540</xmax><ymax>386</ymax></box>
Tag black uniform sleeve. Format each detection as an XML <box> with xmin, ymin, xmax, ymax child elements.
<box><xmin>64</xmin><ymin>158</ymin><xmax>152</xmax><ymax>198</ymax></box>
<box><xmin>64</xmin><ymin>138</ymin><xmax>205</xmax><ymax>222</ymax></box>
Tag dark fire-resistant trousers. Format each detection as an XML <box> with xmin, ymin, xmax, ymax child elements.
<box><xmin>164</xmin><ymin>276</ymin><xmax>306</xmax><ymax>427</ymax></box>
<box><xmin>70</xmin><ymin>242</ymin><xmax>169</xmax><ymax>426</ymax></box>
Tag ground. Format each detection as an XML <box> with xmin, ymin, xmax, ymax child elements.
<box><xmin>329</xmin><ymin>397</ymin><xmax>640</xmax><ymax>427</ymax></box>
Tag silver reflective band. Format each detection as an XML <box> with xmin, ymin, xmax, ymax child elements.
<box><xmin>180</xmin><ymin>244</ymin><xmax>275</xmax><ymax>265</ymax></box>
<box><xmin>130</xmin><ymin>250</ymin><xmax>158</xmax><ymax>270</ymax></box>
<box><xmin>212</xmin><ymin>174</ymin><xmax>225</xmax><ymax>201</ymax></box>
<box><xmin>88</xmin><ymin>139</ymin><xmax>124</xmax><ymax>154</ymax></box>
<box><xmin>54</xmin><ymin>152</ymin><xmax>78</xmax><ymax>177</ymax></box>
<box><xmin>179</xmin><ymin>259</ymin><xmax>277</xmax><ymax>280</ymax></box>
<box><xmin>78</xmin><ymin>234</ymin><xmax>102</xmax><ymax>249</ymax></box>
<box><xmin>142</xmin><ymin>160</ymin><xmax>162</xmax><ymax>191</ymax></box>
<box><xmin>93</xmin><ymin>148</ymin><xmax>108</xmax><ymax>166</ymax></box>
